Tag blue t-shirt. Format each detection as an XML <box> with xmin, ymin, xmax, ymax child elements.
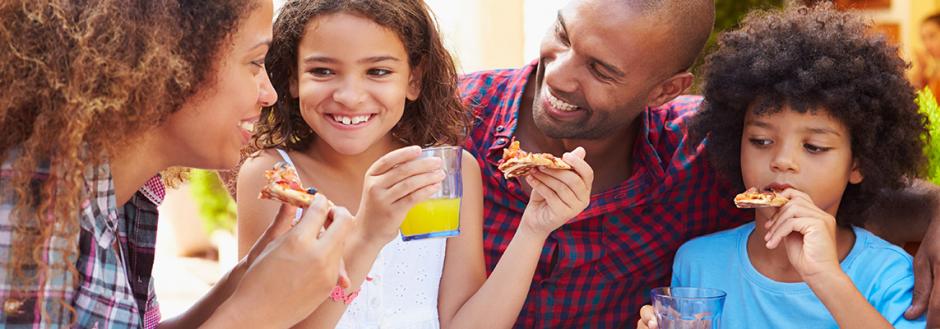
<box><xmin>671</xmin><ymin>222</ymin><xmax>925</xmax><ymax>329</ymax></box>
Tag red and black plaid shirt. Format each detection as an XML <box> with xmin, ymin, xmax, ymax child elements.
<box><xmin>460</xmin><ymin>62</ymin><xmax>748</xmax><ymax>328</ymax></box>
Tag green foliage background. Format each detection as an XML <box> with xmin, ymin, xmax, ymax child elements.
<box><xmin>690</xmin><ymin>0</ymin><xmax>786</xmax><ymax>92</ymax></box>
<box><xmin>918</xmin><ymin>88</ymin><xmax>940</xmax><ymax>185</ymax></box>
<box><xmin>190</xmin><ymin>169</ymin><xmax>237</xmax><ymax>233</ymax></box>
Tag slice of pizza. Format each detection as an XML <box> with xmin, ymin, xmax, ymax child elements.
<box><xmin>733</xmin><ymin>187</ymin><xmax>789</xmax><ymax>208</ymax></box>
<box><xmin>258</xmin><ymin>162</ymin><xmax>348</xmax><ymax>288</ymax></box>
<box><xmin>497</xmin><ymin>139</ymin><xmax>572</xmax><ymax>179</ymax></box>
<box><xmin>259</xmin><ymin>162</ymin><xmax>319</xmax><ymax>208</ymax></box>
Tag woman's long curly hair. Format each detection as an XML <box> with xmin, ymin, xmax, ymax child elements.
<box><xmin>248</xmin><ymin>0</ymin><xmax>468</xmax><ymax>153</ymax></box>
<box><xmin>691</xmin><ymin>3</ymin><xmax>928</xmax><ymax>225</ymax></box>
<box><xmin>0</xmin><ymin>0</ymin><xmax>253</xmax><ymax>323</ymax></box>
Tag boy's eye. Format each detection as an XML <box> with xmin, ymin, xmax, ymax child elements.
<box><xmin>251</xmin><ymin>60</ymin><xmax>265</xmax><ymax>68</ymax></box>
<box><xmin>367</xmin><ymin>68</ymin><xmax>392</xmax><ymax>77</ymax></box>
<box><xmin>310</xmin><ymin>68</ymin><xmax>334</xmax><ymax>76</ymax></box>
<box><xmin>748</xmin><ymin>138</ymin><xmax>772</xmax><ymax>147</ymax></box>
<box><xmin>803</xmin><ymin>143</ymin><xmax>831</xmax><ymax>153</ymax></box>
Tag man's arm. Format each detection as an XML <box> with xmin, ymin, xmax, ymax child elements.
<box><xmin>862</xmin><ymin>179</ymin><xmax>936</xmax><ymax>245</ymax></box>
<box><xmin>861</xmin><ymin>179</ymin><xmax>939</xmax><ymax>325</ymax></box>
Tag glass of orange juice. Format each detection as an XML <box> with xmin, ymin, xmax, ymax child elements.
<box><xmin>400</xmin><ymin>146</ymin><xmax>462</xmax><ymax>241</ymax></box>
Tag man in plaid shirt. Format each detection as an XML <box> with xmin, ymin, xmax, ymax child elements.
<box><xmin>460</xmin><ymin>0</ymin><xmax>940</xmax><ymax>327</ymax></box>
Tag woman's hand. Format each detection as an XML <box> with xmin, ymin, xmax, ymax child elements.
<box><xmin>222</xmin><ymin>194</ymin><xmax>354</xmax><ymax>327</ymax></box>
<box><xmin>519</xmin><ymin>147</ymin><xmax>593</xmax><ymax>238</ymax></box>
<box><xmin>355</xmin><ymin>145</ymin><xmax>445</xmax><ymax>245</ymax></box>
<box><xmin>764</xmin><ymin>188</ymin><xmax>840</xmax><ymax>281</ymax></box>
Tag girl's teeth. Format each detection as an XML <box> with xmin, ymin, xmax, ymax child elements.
<box><xmin>332</xmin><ymin>115</ymin><xmax>371</xmax><ymax>125</ymax></box>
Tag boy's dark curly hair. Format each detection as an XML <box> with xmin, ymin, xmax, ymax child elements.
<box><xmin>248</xmin><ymin>0</ymin><xmax>468</xmax><ymax>154</ymax></box>
<box><xmin>690</xmin><ymin>3</ymin><xmax>928</xmax><ymax>225</ymax></box>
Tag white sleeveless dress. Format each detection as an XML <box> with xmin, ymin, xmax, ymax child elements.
<box><xmin>275</xmin><ymin>150</ymin><xmax>446</xmax><ymax>329</ymax></box>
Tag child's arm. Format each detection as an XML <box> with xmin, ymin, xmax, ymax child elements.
<box><xmin>236</xmin><ymin>152</ymin><xmax>283</xmax><ymax>259</ymax></box>
<box><xmin>765</xmin><ymin>189</ymin><xmax>892</xmax><ymax>328</ymax></box>
<box><xmin>292</xmin><ymin>146</ymin><xmax>448</xmax><ymax>329</ymax></box>
<box><xmin>438</xmin><ymin>148</ymin><xmax>593</xmax><ymax>329</ymax></box>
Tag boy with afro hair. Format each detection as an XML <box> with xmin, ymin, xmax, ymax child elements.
<box><xmin>638</xmin><ymin>4</ymin><xmax>927</xmax><ymax>328</ymax></box>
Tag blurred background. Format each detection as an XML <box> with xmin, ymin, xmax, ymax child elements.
<box><xmin>155</xmin><ymin>0</ymin><xmax>940</xmax><ymax>319</ymax></box>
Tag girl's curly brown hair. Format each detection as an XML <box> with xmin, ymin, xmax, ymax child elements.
<box><xmin>249</xmin><ymin>0</ymin><xmax>468</xmax><ymax>153</ymax></box>
<box><xmin>690</xmin><ymin>3</ymin><xmax>928</xmax><ymax>226</ymax></box>
<box><xmin>0</xmin><ymin>0</ymin><xmax>253</xmax><ymax>323</ymax></box>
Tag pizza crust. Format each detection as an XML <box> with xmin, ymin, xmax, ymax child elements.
<box><xmin>734</xmin><ymin>187</ymin><xmax>789</xmax><ymax>208</ymax></box>
<box><xmin>497</xmin><ymin>139</ymin><xmax>572</xmax><ymax>178</ymax></box>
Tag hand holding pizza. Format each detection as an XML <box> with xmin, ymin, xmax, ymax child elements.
<box><xmin>519</xmin><ymin>147</ymin><xmax>593</xmax><ymax>238</ymax></box>
<box><xmin>763</xmin><ymin>188</ymin><xmax>841</xmax><ymax>281</ymax></box>
<box><xmin>231</xmin><ymin>194</ymin><xmax>354</xmax><ymax>326</ymax></box>
<box><xmin>355</xmin><ymin>145</ymin><xmax>445</xmax><ymax>245</ymax></box>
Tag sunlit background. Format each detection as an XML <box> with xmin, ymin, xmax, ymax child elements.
<box><xmin>270</xmin><ymin>0</ymin><xmax>939</xmax><ymax>74</ymax></box>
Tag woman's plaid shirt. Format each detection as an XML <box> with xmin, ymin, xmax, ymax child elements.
<box><xmin>0</xmin><ymin>157</ymin><xmax>163</xmax><ymax>328</ymax></box>
<box><xmin>459</xmin><ymin>62</ymin><xmax>749</xmax><ymax>328</ymax></box>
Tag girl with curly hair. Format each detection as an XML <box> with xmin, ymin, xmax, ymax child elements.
<box><xmin>638</xmin><ymin>4</ymin><xmax>927</xmax><ymax>328</ymax></box>
<box><xmin>0</xmin><ymin>0</ymin><xmax>352</xmax><ymax>328</ymax></box>
<box><xmin>236</xmin><ymin>1</ymin><xmax>593</xmax><ymax>328</ymax></box>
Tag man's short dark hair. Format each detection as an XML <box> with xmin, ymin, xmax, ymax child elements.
<box><xmin>629</xmin><ymin>0</ymin><xmax>715</xmax><ymax>73</ymax></box>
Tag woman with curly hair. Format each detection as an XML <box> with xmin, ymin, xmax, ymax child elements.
<box><xmin>236</xmin><ymin>0</ymin><xmax>593</xmax><ymax>328</ymax></box>
<box><xmin>638</xmin><ymin>4</ymin><xmax>927</xmax><ymax>328</ymax></box>
<box><xmin>0</xmin><ymin>0</ymin><xmax>352</xmax><ymax>328</ymax></box>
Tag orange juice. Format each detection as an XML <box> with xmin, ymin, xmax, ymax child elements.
<box><xmin>400</xmin><ymin>198</ymin><xmax>461</xmax><ymax>239</ymax></box>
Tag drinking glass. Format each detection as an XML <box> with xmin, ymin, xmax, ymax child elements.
<box><xmin>400</xmin><ymin>146</ymin><xmax>462</xmax><ymax>241</ymax></box>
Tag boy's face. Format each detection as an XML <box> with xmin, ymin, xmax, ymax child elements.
<box><xmin>740</xmin><ymin>106</ymin><xmax>863</xmax><ymax>219</ymax></box>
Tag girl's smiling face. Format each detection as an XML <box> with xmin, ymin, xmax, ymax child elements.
<box><xmin>293</xmin><ymin>12</ymin><xmax>420</xmax><ymax>155</ymax></box>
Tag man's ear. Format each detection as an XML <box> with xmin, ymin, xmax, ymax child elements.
<box><xmin>646</xmin><ymin>72</ymin><xmax>694</xmax><ymax>108</ymax></box>
<box><xmin>849</xmin><ymin>160</ymin><xmax>864</xmax><ymax>184</ymax></box>
<box><xmin>406</xmin><ymin>63</ymin><xmax>423</xmax><ymax>101</ymax></box>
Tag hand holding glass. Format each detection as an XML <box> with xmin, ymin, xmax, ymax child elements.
<box><xmin>400</xmin><ymin>146</ymin><xmax>462</xmax><ymax>241</ymax></box>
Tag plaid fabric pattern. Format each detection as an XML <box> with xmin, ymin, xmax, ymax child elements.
<box><xmin>460</xmin><ymin>62</ymin><xmax>750</xmax><ymax>328</ymax></box>
<box><xmin>0</xmin><ymin>156</ymin><xmax>163</xmax><ymax>329</ymax></box>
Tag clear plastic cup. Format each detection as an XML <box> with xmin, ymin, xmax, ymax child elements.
<box><xmin>400</xmin><ymin>146</ymin><xmax>462</xmax><ymax>241</ymax></box>
<box><xmin>650</xmin><ymin>287</ymin><xmax>726</xmax><ymax>329</ymax></box>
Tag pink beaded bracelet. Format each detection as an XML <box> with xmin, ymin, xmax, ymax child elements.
<box><xmin>329</xmin><ymin>285</ymin><xmax>360</xmax><ymax>305</ymax></box>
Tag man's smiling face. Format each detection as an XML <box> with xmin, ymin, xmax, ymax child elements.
<box><xmin>532</xmin><ymin>0</ymin><xmax>679</xmax><ymax>140</ymax></box>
